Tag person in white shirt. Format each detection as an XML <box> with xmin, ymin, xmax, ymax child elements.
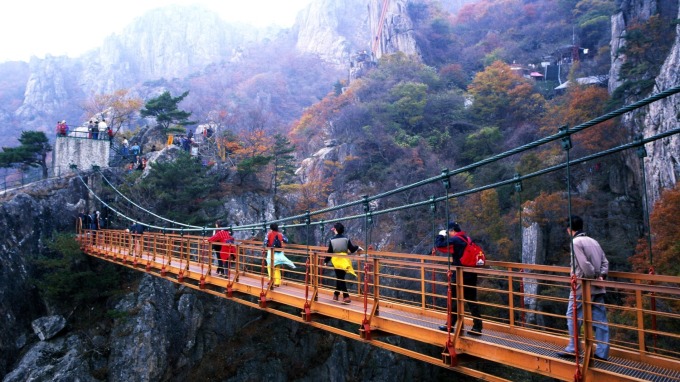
<box><xmin>98</xmin><ymin>119</ymin><xmax>108</xmax><ymax>140</ymax></box>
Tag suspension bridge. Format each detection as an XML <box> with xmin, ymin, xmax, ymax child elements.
<box><xmin>73</xmin><ymin>86</ymin><xmax>680</xmax><ymax>381</ymax></box>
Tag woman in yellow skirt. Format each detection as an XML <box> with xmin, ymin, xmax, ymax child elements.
<box><xmin>325</xmin><ymin>223</ymin><xmax>363</xmax><ymax>304</ymax></box>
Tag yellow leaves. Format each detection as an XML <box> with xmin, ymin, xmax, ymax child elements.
<box><xmin>232</xmin><ymin>130</ymin><xmax>273</xmax><ymax>159</ymax></box>
<box><xmin>294</xmin><ymin>179</ymin><xmax>332</xmax><ymax>212</ymax></box>
<box><xmin>82</xmin><ymin>89</ymin><xmax>144</xmax><ymax>132</ymax></box>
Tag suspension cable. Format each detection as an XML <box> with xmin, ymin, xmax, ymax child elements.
<box><xmin>98</xmin><ymin>169</ymin><xmax>201</xmax><ymax>229</ymax></box>
<box><xmin>229</xmin><ymin>85</ymin><xmax>680</xmax><ymax>231</ymax></box>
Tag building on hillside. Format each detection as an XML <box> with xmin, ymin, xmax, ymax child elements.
<box><xmin>554</xmin><ymin>75</ymin><xmax>609</xmax><ymax>91</ymax></box>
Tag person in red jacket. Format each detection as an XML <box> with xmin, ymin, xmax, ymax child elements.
<box><xmin>207</xmin><ymin>220</ymin><xmax>235</xmax><ymax>276</ymax></box>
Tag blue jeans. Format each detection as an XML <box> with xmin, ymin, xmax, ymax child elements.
<box><xmin>565</xmin><ymin>292</ymin><xmax>609</xmax><ymax>359</ymax></box>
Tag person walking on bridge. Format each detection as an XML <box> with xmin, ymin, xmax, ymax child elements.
<box><xmin>265</xmin><ymin>223</ymin><xmax>295</xmax><ymax>287</ymax></box>
<box><xmin>207</xmin><ymin>220</ymin><xmax>235</xmax><ymax>276</ymax></box>
<box><xmin>127</xmin><ymin>222</ymin><xmax>146</xmax><ymax>256</ymax></box>
<box><xmin>557</xmin><ymin>215</ymin><xmax>610</xmax><ymax>361</ymax></box>
<box><xmin>435</xmin><ymin>221</ymin><xmax>483</xmax><ymax>335</ymax></box>
<box><xmin>325</xmin><ymin>222</ymin><xmax>362</xmax><ymax>304</ymax></box>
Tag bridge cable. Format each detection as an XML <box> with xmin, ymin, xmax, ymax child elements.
<box><xmin>93</xmin><ymin>87</ymin><xmax>680</xmax><ymax>234</ymax></box>
<box><xmin>231</xmin><ymin>85</ymin><xmax>680</xmax><ymax>232</ymax></box>
<box><xmin>561</xmin><ymin>125</ymin><xmax>583</xmax><ymax>380</ymax></box>
<box><xmin>83</xmin><ymin>126</ymin><xmax>680</xmax><ymax>236</ymax></box>
<box><xmin>275</xmin><ymin>128</ymin><xmax>680</xmax><ymax>233</ymax></box>
<box><xmin>430</xmin><ymin>196</ymin><xmax>437</xmax><ymax>309</ymax></box>
<box><xmin>97</xmin><ymin>169</ymin><xmax>202</xmax><ymax>229</ymax></box>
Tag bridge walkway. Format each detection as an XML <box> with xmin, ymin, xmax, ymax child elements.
<box><xmin>78</xmin><ymin>229</ymin><xmax>680</xmax><ymax>381</ymax></box>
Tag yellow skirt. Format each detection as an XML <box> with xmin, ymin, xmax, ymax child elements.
<box><xmin>331</xmin><ymin>253</ymin><xmax>356</xmax><ymax>277</ymax></box>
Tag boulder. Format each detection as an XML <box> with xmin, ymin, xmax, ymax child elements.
<box><xmin>32</xmin><ymin>315</ymin><xmax>67</xmax><ymax>341</ymax></box>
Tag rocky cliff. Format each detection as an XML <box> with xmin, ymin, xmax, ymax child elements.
<box><xmin>610</xmin><ymin>0</ymin><xmax>680</xmax><ymax>203</ymax></box>
<box><xmin>367</xmin><ymin>0</ymin><xmax>419</xmax><ymax>60</ymax></box>
<box><xmin>0</xmin><ymin>175</ymin><xmax>90</xmax><ymax>376</ymax></box>
<box><xmin>0</xmin><ymin>169</ymin><xmax>445</xmax><ymax>381</ymax></box>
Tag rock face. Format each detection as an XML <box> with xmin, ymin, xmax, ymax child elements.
<box><xmin>294</xmin><ymin>0</ymin><xmax>419</xmax><ymax>66</ymax></box>
<box><xmin>640</xmin><ymin>3</ymin><xmax>680</xmax><ymax>203</ymax></box>
<box><xmin>610</xmin><ymin>0</ymin><xmax>680</xmax><ymax>204</ymax></box>
<box><xmin>367</xmin><ymin>0</ymin><xmax>419</xmax><ymax>60</ymax></box>
<box><xmin>0</xmin><ymin>176</ymin><xmax>90</xmax><ymax>376</ymax></box>
<box><xmin>294</xmin><ymin>0</ymin><xmax>372</xmax><ymax>65</ymax></box>
<box><xmin>3</xmin><ymin>335</ymin><xmax>96</xmax><ymax>382</ymax></box>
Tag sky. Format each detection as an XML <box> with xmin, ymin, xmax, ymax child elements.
<box><xmin>0</xmin><ymin>0</ymin><xmax>313</xmax><ymax>63</ymax></box>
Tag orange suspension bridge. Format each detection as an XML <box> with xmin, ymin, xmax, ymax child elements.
<box><xmin>73</xmin><ymin>86</ymin><xmax>680</xmax><ymax>381</ymax></box>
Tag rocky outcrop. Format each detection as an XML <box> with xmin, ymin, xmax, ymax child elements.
<box><xmin>294</xmin><ymin>0</ymin><xmax>371</xmax><ymax>66</ymax></box>
<box><xmin>32</xmin><ymin>316</ymin><xmax>67</xmax><ymax>341</ymax></box>
<box><xmin>610</xmin><ymin>0</ymin><xmax>680</xmax><ymax>204</ymax></box>
<box><xmin>640</xmin><ymin>2</ymin><xmax>680</xmax><ymax>202</ymax></box>
<box><xmin>294</xmin><ymin>0</ymin><xmax>419</xmax><ymax>66</ymax></box>
<box><xmin>0</xmin><ymin>176</ymin><xmax>90</xmax><ymax>376</ymax></box>
<box><xmin>367</xmin><ymin>0</ymin><xmax>419</xmax><ymax>60</ymax></box>
<box><xmin>14</xmin><ymin>56</ymin><xmax>84</xmax><ymax>132</ymax></box>
<box><xmin>2</xmin><ymin>335</ymin><xmax>97</xmax><ymax>382</ymax></box>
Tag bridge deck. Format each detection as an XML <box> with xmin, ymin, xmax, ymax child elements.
<box><xmin>80</xmin><ymin>231</ymin><xmax>680</xmax><ymax>381</ymax></box>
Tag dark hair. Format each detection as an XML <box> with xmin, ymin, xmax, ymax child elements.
<box><xmin>333</xmin><ymin>222</ymin><xmax>345</xmax><ymax>234</ymax></box>
<box><xmin>270</xmin><ymin>223</ymin><xmax>279</xmax><ymax>231</ymax></box>
<box><xmin>215</xmin><ymin>220</ymin><xmax>223</xmax><ymax>228</ymax></box>
<box><xmin>569</xmin><ymin>215</ymin><xmax>583</xmax><ymax>231</ymax></box>
<box><xmin>448</xmin><ymin>221</ymin><xmax>462</xmax><ymax>232</ymax></box>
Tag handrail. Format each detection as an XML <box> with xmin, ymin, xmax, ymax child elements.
<box><xmin>78</xmin><ymin>229</ymin><xmax>680</xmax><ymax>379</ymax></box>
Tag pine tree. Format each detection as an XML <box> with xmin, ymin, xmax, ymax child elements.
<box><xmin>272</xmin><ymin>134</ymin><xmax>296</xmax><ymax>218</ymax></box>
<box><xmin>0</xmin><ymin>131</ymin><xmax>52</xmax><ymax>178</ymax></box>
<box><xmin>140</xmin><ymin>91</ymin><xmax>195</xmax><ymax>133</ymax></box>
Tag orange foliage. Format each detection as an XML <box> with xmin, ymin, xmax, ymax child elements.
<box><xmin>630</xmin><ymin>183</ymin><xmax>680</xmax><ymax>276</ymax></box>
<box><xmin>289</xmin><ymin>87</ymin><xmax>356</xmax><ymax>151</ymax></box>
<box><xmin>523</xmin><ymin>192</ymin><xmax>591</xmax><ymax>226</ymax></box>
<box><xmin>542</xmin><ymin>86</ymin><xmax>623</xmax><ymax>152</ymax></box>
<box><xmin>294</xmin><ymin>179</ymin><xmax>332</xmax><ymax>212</ymax></box>
<box><xmin>232</xmin><ymin>130</ymin><xmax>272</xmax><ymax>161</ymax></box>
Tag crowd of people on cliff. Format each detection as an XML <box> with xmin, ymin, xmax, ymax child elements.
<box><xmin>56</xmin><ymin>118</ymin><xmax>112</xmax><ymax>142</ymax></box>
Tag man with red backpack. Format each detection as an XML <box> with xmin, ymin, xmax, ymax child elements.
<box><xmin>434</xmin><ymin>221</ymin><xmax>483</xmax><ymax>335</ymax></box>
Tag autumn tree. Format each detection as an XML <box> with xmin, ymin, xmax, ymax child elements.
<box><xmin>232</xmin><ymin>130</ymin><xmax>273</xmax><ymax>185</ymax></box>
<box><xmin>0</xmin><ymin>131</ymin><xmax>52</xmax><ymax>178</ymax></box>
<box><xmin>83</xmin><ymin>89</ymin><xmax>143</xmax><ymax>135</ymax></box>
<box><xmin>542</xmin><ymin>85</ymin><xmax>621</xmax><ymax>154</ymax></box>
<box><xmin>467</xmin><ymin>61</ymin><xmax>545</xmax><ymax>126</ymax></box>
<box><xmin>140</xmin><ymin>91</ymin><xmax>195</xmax><ymax>133</ymax></box>
<box><xmin>631</xmin><ymin>183</ymin><xmax>680</xmax><ymax>276</ymax></box>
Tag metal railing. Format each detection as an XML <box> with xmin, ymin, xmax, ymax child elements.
<box><xmin>0</xmin><ymin>165</ymin><xmax>74</xmax><ymax>192</ymax></box>
<box><xmin>77</xmin><ymin>227</ymin><xmax>680</xmax><ymax>381</ymax></box>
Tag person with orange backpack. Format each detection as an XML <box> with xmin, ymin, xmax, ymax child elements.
<box><xmin>434</xmin><ymin>221</ymin><xmax>483</xmax><ymax>335</ymax></box>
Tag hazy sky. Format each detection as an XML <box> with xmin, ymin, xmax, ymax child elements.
<box><xmin>0</xmin><ymin>0</ymin><xmax>313</xmax><ymax>63</ymax></box>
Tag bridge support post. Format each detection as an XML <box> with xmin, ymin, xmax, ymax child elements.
<box><xmin>442</xmin><ymin>340</ymin><xmax>457</xmax><ymax>366</ymax></box>
<box><xmin>359</xmin><ymin>319</ymin><xmax>371</xmax><ymax>340</ymax></box>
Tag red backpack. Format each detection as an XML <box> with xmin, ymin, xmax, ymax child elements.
<box><xmin>457</xmin><ymin>234</ymin><xmax>486</xmax><ymax>267</ymax></box>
